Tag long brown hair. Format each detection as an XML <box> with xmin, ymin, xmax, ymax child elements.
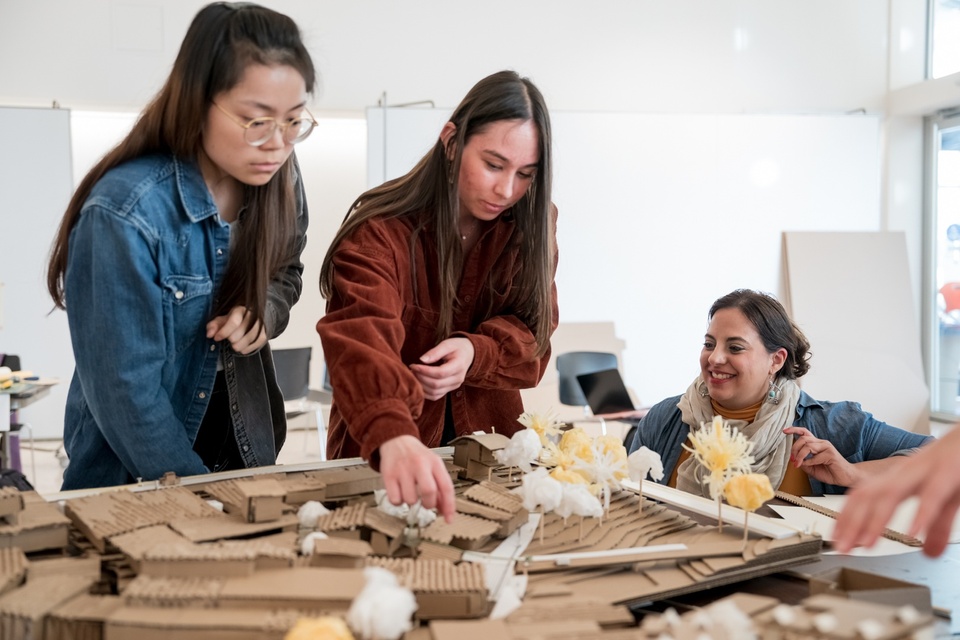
<box><xmin>47</xmin><ymin>2</ymin><xmax>316</xmax><ymax>330</ymax></box>
<box><xmin>319</xmin><ymin>70</ymin><xmax>555</xmax><ymax>356</ymax></box>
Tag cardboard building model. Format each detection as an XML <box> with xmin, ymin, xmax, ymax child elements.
<box><xmin>0</xmin><ymin>456</ymin><xmax>936</xmax><ymax>639</ymax></box>
<box><xmin>451</xmin><ymin>432</ymin><xmax>511</xmax><ymax>481</ymax></box>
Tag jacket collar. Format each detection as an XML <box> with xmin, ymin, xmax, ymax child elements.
<box><xmin>173</xmin><ymin>156</ymin><xmax>220</xmax><ymax>224</ymax></box>
<box><xmin>794</xmin><ymin>390</ymin><xmax>822</xmax><ymax>418</ymax></box>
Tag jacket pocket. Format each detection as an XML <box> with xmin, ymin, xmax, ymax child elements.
<box><xmin>163</xmin><ymin>275</ymin><xmax>213</xmax><ymax>354</ymax></box>
<box><xmin>400</xmin><ymin>304</ymin><xmax>441</xmax><ymax>363</ymax></box>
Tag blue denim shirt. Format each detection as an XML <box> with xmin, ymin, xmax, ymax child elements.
<box><xmin>61</xmin><ymin>154</ymin><xmax>307</xmax><ymax>490</ymax></box>
<box><xmin>626</xmin><ymin>390</ymin><xmax>934</xmax><ymax>496</ymax></box>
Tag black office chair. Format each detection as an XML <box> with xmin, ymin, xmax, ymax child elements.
<box><xmin>272</xmin><ymin>346</ymin><xmax>328</xmax><ymax>460</ymax></box>
<box><xmin>556</xmin><ymin>351</ymin><xmax>619</xmax><ymax>435</ymax></box>
<box><xmin>557</xmin><ymin>351</ymin><xmax>618</xmax><ymax>408</ymax></box>
<box><xmin>0</xmin><ymin>353</ymin><xmax>35</xmax><ymax>485</ymax></box>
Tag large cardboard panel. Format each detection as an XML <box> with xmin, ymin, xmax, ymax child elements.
<box><xmin>783</xmin><ymin>231</ymin><xmax>929</xmax><ymax>433</ymax></box>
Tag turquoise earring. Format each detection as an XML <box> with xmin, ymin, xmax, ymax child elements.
<box><xmin>767</xmin><ymin>378</ymin><xmax>782</xmax><ymax>405</ymax></box>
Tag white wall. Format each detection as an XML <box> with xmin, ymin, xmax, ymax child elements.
<box><xmin>1</xmin><ymin>1</ymin><xmax>892</xmax><ymax>114</ymax></box>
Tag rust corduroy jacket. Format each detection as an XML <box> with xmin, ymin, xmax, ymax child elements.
<box><xmin>317</xmin><ymin>208</ymin><xmax>559</xmax><ymax>465</ymax></box>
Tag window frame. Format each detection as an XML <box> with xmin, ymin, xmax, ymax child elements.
<box><xmin>923</xmin><ymin>109</ymin><xmax>960</xmax><ymax>422</ymax></box>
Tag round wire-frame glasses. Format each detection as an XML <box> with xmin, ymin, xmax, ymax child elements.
<box><xmin>213</xmin><ymin>102</ymin><xmax>317</xmax><ymax>147</ymax></box>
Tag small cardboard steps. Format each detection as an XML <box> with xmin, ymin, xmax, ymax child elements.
<box><xmin>0</xmin><ymin>491</ymin><xmax>69</xmax><ymax>553</ymax></box>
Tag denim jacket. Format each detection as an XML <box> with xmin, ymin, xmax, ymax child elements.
<box><xmin>627</xmin><ymin>390</ymin><xmax>934</xmax><ymax>496</ymax></box>
<box><xmin>61</xmin><ymin>154</ymin><xmax>307</xmax><ymax>490</ymax></box>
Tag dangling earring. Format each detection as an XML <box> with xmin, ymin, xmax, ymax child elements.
<box><xmin>767</xmin><ymin>377</ymin><xmax>782</xmax><ymax>405</ymax></box>
<box><xmin>696</xmin><ymin>378</ymin><xmax>709</xmax><ymax>398</ymax></box>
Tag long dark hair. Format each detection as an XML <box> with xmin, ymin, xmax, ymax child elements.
<box><xmin>47</xmin><ymin>2</ymin><xmax>316</xmax><ymax>330</ymax></box>
<box><xmin>319</xmin><ymin>70</ymin><xmax>555</xmax><ymax>356</ymax></box>
<box><xmin>709</xmin><ymin>289</ymin><xmax>812</xmax><ymax>379</ymax></box>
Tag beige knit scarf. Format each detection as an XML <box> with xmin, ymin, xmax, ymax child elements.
<box><xmin>675</xmin><ymin>377</ymin><xmax>800</xmax><ymax>498</ymax></box>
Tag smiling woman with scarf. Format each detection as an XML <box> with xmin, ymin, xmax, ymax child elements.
<box><xmin>627</xmin><ymin>289</ymin><xmax>933</xmax><ymax>497</ymax></box>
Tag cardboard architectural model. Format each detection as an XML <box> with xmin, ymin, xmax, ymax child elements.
<box><xmin>426</xmin><ymin>592</ymin><xmax>934</xmax><ymax>639</ymax></box>
<box><xmin>0</xmin><ymin>490</ymin><xmax>69</xmax><ymax>553</ymax></box>
<box><xmin>451</xmin><ymin>433</ymin><xmax>511</xmax><ymax>481</ymax></box>
<box><xmin>0</xmin><ymin>453</ymin><xmax>934</xmax><ymax>639</ymax></box>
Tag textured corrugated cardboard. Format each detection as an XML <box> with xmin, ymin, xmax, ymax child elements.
<box><xmin>368</xmin><ymin>558</ymin><xmax>488</xmax><ymax>619</ymax></box>
<box><xmin>0</xmin><ymin>547</ymin><xmax>26</xmax><ymax>595</ymax></box>
<box><xmin>0</xmin><ymin>490</ymin><xmax>70</xmax><ymax>552</ymax></box>
<box><xmin>0</xmin><ymin>574</ymin><xmax>95</xmax><ymax>636</ymax></box>
<box><xmin>64</xmin><ymin>487</ymin><xmax>219</xmax><ymax>552</ymax></box>
<box><xmin>316</xmin><ymin>465</ymin><xmax>383</xmax><ymax>499</ymax></box>
<box><xmin>104</xmin><ymin>606</ymin><xmax>299</xmax><ymax>640</ymax></box>
<box><xmin>451</xmin><ymin>433</ymin><xmax>510</xmax><ymax>467</ymax></box>
<box><xmin>45</xmin><ymin>593</ymin><xmax>123</xmax><ymax>640</ymax></box>
<box><xmin>140</xmin><ymin>544</ymin><xmax>257</xmax><ymax>579</ymax></box>
<box><xmin>307</xmin><ymin>537</ymin><xmax>372</xmax><ymax>569</ymax></box>
<box><xmin>168</xmin><ymin>511</ymin><xmax>298</xmax><ymax>543</ymax></box>
<box><xmin>755</xmin><ymin>593</ymin><xmax>933</xmax><ymax>637</ymax></box>
<box><xmin>109</xmin><ymin>524</ymin><xmax>191</xmax><ymax>572</ymax></box>
<box><xmin>0</xmin><ymin>487</ymin><xmax>24</xmax><ymax>519</ymax></box>
<box><xmin>217</xmin><ymin>567</ymin><xmax>365</xmax><ymax>610</ymax></box>
<box><xmin>27</xmin><ymin>553</ymin><xmax>101</xmax><ymax>583</ymax></box>
<box><xmin>809</xmin><ymin>567</ymin><xmax>932</xmax><ymax>613</ymax></box>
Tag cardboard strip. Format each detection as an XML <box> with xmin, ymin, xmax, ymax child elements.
<box><xmin>774</xmin><ymin>490</ymin><xmax>922</xmax><ymax>546</ymax></box>
<box><xmin>525</xmin><ymin>543</ymin><xmax>688</xmax><ymax>565</ymax></box>
<box><xmin>628</xmin><ymin>480</ymin><xmax>801</xmax><ymax>539</ymax></box>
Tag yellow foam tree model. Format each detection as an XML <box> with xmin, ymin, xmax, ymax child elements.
<box><xmin>682</xmin><ymin>415</ymin><xmax>755</xmax><ymax>530</ymax></box>
<box><xmin>518</xmin><ymin>411</ymin><xmax>565</xmax><ymax>446</ymax></box>
<box><xmin>285</xmin><ymin>617</ymin><xmax>355</xmax><ymax>640</ymax></box>
<box><xmin>540</xmin><ymin>426</ymin><xmax>595</xmax><ymax>483</ymax></box>
<box><xmin>723</xmin><ymin>473</ymin><xmax>775</xmax><ymax>545</ymax></box>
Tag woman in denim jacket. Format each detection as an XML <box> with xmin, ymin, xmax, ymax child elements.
<box><xmin>627</xmin><ymin>289</ymin><xmax>933</xmax><ymax>497</ymax></box>
<box><xmin>47</xmin><ymin>2</ymin><xmax>316</xmax><ymax>490</ymax></box>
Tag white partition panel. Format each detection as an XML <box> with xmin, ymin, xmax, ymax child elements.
<box><xmin>784</xmin><ymin>231</ymin><xmax>928</xmax><ymax>433</ymax></box>
<box><xmin>0</xmin><ymin>107</ymin><xmax>73</xmax><ymax>440</ymax></box>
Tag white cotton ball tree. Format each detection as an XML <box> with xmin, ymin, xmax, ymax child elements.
<box><xmin>346</xmin><ymin>567</ymin><xmax>417</xmax><ymax>640</ymax></box>
<box><xmin>627</xmin><ymin>446</ymin><xmax>664</xmax><ymax>513</ymax></box>
<box><xmin>494</xmin><ymin>428</ymin><xmax>543</xmax><ymax>481</ymax></box>
<box><xmin>516</xmin><ymin>467</ymin><xmax>563</xmax><ymax>544</ymax></box>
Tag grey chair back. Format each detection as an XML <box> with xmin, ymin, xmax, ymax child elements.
<box><xmin>556</xmin><ymin>351</ymin><xmax>618</xmax><ymax>407</ymax></box>
<box><xmin>272</xmin><ymin>347</ymin><xmax>311</xmax><ymax>402</ymax></box>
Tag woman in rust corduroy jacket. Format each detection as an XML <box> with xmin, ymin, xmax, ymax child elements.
<box><xmin>317</xmin><ymin>70</ymin><xmax>558</xmax><ymax>520</ymax></box>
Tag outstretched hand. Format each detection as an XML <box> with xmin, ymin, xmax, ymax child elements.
<box><xmin>783</xmin><ymin>426</ymin><xmax>861</xmax><ymax>488</ymax></box>
<box><xmin>409</xmin><ymin>337</ymin><xmax>475</xmax><ymax>401</ymax></box>
<box><xmin>835</xmin><ymin>427</ymin><xmax>960</xmax><ymax>557</ymax></box>
<box><xmin>378</xmin><ymin>435</ymin><xmax>456</xmax><ymax>523</ymax></box>
<box><xmin>206</xmin><ymin>306</ymin><xmax>267</xmax><ymax>354</ymax></box>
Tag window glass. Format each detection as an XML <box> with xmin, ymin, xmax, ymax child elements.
<box><xmin>930</xmin><ymin>0</ymin><xmax>960</xmax><ymax>78</ymax></box>
<box><xmin>932</xmin><ymin>118</ymin><xmax>960</xmax><ymax>416</ymax></box>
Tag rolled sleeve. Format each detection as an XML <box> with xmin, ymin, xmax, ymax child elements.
<box><xmin>317</xmin><ymin>224</ymin><xmax>425</xmax><ymax>460</ymax></box>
